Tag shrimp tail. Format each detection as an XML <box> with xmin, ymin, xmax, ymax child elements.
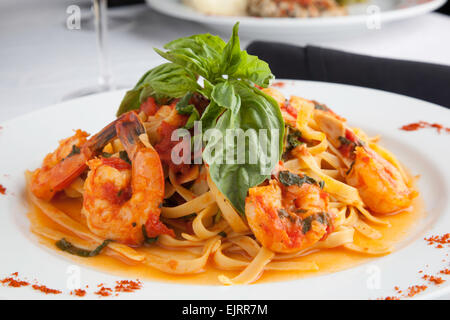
<box><xmin>115</xmin><ymin>112</ymin><xmax>146</xmax><ymax>158</ymax></box>
<box><xmin>31</xmin><ymin>117</ymin><xmax>122</xmax><ymax>201</ymax></box>
<box><xmin>84</xmin><ymin>116</ymin><xmax>121</xmax><ymax>151</ymax></box>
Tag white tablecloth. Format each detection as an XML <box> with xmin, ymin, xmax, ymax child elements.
<box><xmin>1</xmin><ymin>0</ymin><xmax>449</xmax><ymax>122</ymax></box>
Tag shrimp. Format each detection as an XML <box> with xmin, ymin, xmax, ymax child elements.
<box><xmin>314</xmin><ymin>110</ymin><xmax>416</xmax><ymax>215</ymax></box>
<box><xmin>30</xmin><ymin>118</ymin><xmax>119</xmax><ymax>201</ymax></box>
<box><xmin>82</xmin><ymin>112</ymin><xmax>173</xmax><ymax>246</ymax></box>
<box><xmin>245</xmin><ymin>172</ymin><xmax>334</xmax><ymax>253</ymax></box>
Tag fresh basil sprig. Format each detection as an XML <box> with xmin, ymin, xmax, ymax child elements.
<box><xmin>117</xmin><ymin>63</ymin><xmax>198</xmax><ymax>116</ymax></box>
<box><xmin>117</xmin><ymin>22</ymin><xmax>284</xmax><ymax>215</ymax></box>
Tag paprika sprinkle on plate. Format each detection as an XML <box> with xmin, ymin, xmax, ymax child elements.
<box><xmin>400</xmin><ymin>121</ymin><xmax>450</xmax><ymax>134</ymax></box>
<box><xmin>95</xmin><ymin>285</ymin><xmax>113</xmax><ymax>297</ymax></box>
<box><xmin>31</xmin><ymin>284</ymin><xmax>61</xmax><ymax>295</ymax></box>
<box><xmin>422</xmin><ymin>275</ymin><xmax>446</xmax><ymax>285</ymax></box>
<box><xmin>70</xmin><ymin>289</ymin><xmax>87</xmax><ymax>297</ymax></box>
<box><xmin>114</xmin><ymin>279</ymin><xmax>142</xmax><ymax>293</ymax></box>
<box><xmin>424</xmin><ymin>233</ymin><xmax>450</xmax><ymax>248</ymax></box>
<box><xmin>0</xmin><ymin>274</ymin><xmax>29</xmax><ymax>288</ymax></box>
<box><xmin>0</xmin><ymin>184</ymin><xmax>6</xmax><ymax>195</ymax></box>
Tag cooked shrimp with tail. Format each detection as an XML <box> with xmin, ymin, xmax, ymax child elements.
<box><xmin>82</xmin><ymin>112</ymin><xmax>173</xmax><ymax>246</ymax></box>
<box><xmin>314</xmin><ymin>110</ymin><xmax>417</xmax><ymax>215</ymax></box>
<box><xmin>30</xmin><ymin>117</ymin><xmax>121</xmax><ymax>201</ymax></box>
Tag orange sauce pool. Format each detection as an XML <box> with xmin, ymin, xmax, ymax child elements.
<box><xmin>28</xmin><ymin>195</ymin><xmax>425</xmax><ymax>285</ymax></box>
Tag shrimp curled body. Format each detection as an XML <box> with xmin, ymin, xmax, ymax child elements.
<box><xmin>82</xmin><ymin>112</ymin><xmax>173</xmax><ymax>246</ymax></box>
<box><xmin>314</xmin><ymin>110</ymin><xmax>416</xmax><ymax>215</ymax></box>
<box><xmin>245</xmin><ymin>178</ymin><xmax>334</xmax><ymax>253</ymax></box>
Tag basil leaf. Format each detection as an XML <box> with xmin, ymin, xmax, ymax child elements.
<box><xmin>286</xmin><ymin>129</ymin><xmax>302</xmax><ymax>152</ymax></box>
<box><xmin>56</xmin><ymin>238</ymin><xmax>112</xmax><ymax>257</ymax></box>
<box><xmin>119</xmin><ymin>150</ymin><xmax>131</xmax><ymax>164</ymax></box>
<box><xmin>175</xmin><ymin>92</ymin><xmax>194</xmax><ymax>114</ymax></box>
<box><xmin>117</xmin><ymin>63</ymin><xmax>198</xmax><ymax>116</ymax></box>
<box><xmin>176</xmin><ymin>92</ymin><xmax>200</xmax><ymax>129</ymax></box>
<box><xmin>200</xmin><ymin>101</ymin><xmax>225</xmax><ymax>132</ymax></box>
<box><xmin>204</xmin><ymin>82</ymin><xmax>284</xmax><ymax>214</ymax></box>
<box><xmin>156</xmin><ymin>23</ymin><xmax>273</xmax><ymax>88</ymax></box>
<box><xmin>117</xmin><ymin>88</ymin><xmax>142</xmax><ymax>117</ymax></box>
<box><xmin>229</xmin><ymin>51</ymin><xmax>274</xmax><ymax>88</ymax></box>
<box><xmin>221</xmin><ymin>22</ymin><xmax>242</xmax><ymax>75</ymax></box>
<box><xmin>211</xmin><ymin>81</ymin><xmax>241</xmax><ymax>116</ymax></box>
<box><xmin>278</xmin><ymin>171</ymin><xmax>317</xmax><ymax>187</ymax></box>
<box><xmin>155</xmin><ymin>34</ymin><xmax>226</xmax><ymax>80</ymax></box>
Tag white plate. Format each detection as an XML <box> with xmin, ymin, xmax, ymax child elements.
<box><xmin>0</xmin><ymin>80</ymin><xmax>449</xmax><ymax>300</ymax></box>
<box><xmin>146</xmin><ymin>0</ymin><xmax>447</xmax><ymax>40</ymax></box>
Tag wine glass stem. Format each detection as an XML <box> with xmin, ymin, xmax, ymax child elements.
<box><xmin>93</xmin><ymin>0</ymin><xmax>113</xmax><ymax>90</ymax></box>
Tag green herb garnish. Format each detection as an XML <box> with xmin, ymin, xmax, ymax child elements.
<box><xmin>338</xmin><ymin>136</ymin><xmax>352</xmax><ymax>146</ymax></box>
<box><xmin>218</xmin><ymin>231</ymin><xmax>227</xmax><ymax>238</ymax></box>
<box><xmin>286</xmin><ymin>129</ymin><xmax>302</xmax><ymax>152</ymax></box>
<box><xmin>142</xmin><ymin>225</ymin><xmax>158</xmax><ymax>244</ymax></box>
<box><xmin>117</xmin><ymin>22</ymin><xmax>284</xmax><ymax>216</ymax></box>
<box><xmin>55</xmin><ymin>238</ymin><xmax>112</xmax><ymax>257</ymax></box>
<box><xmin>319</xmin><ymin>180</ymin><xmax>325</xmax><ymax>189</ymax></box>
<box><xmin>176</xmin><ymin>92</ymin><xmax>200</xmax><ymax>129</ymax></box>
<box><xmin>119</xmin><ymin>150</ymin><xmax>131</xmax><ymax>164</ymax></box>
<box><xmin>278</xmin><ymin>171</ymin><xmax>317</xmax><ymax>187</ymax></box>
<box><xmin>214</xmin><ymin>211</ymin><xmax>222</xmax><ymax>224</ymax></box>
<box><xmin>61</xmin><ymin>145</ymin><xmax>80</xmax><ymax>162</ymax></box>
<box><xmin>314</xmin><ymin>102</ymin><xmax>329</xmax><ymax>111</ymax></box>
<box><xmin>102</xmin><ymin>152</ymin><xmax>112</xmax><ymax>158</ymax></box>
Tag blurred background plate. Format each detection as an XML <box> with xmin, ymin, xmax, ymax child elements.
<box><xmin>146</xmin><ymin>0</ymin><xmax>447</xmax><ymax>40</ymax></box>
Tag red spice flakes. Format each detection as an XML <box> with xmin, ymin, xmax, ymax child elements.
<box><xmin>114</xmin><ymin>279</ymin><xmax>142</xmax><ymax>293</ymax></box>
<box><xmin>400</xmin><ymin>121</ymin><xmax>450</xmax><ymax>134</ymax></box>
<box><xmin>31</xmin><ymin>284</ymin><xmax>61</xmax><ymax>295</ymax></box>
<box><xmin>440</xmin><ymin>269</ymin><xmax>450</xmax><ymax>275</ymax></box>
<box><xmin>70</xmin><ymin>289</ymin><xmax>87</xmax><ymax>297</ymax></box>
<box><xmin>422</xmin><ymin>275</ymin><xmax>446</xmax><ymax>285</ymax></box>
<box><xmin>1</xmin><ymin>277</ymin><xmax>30</xmax><ymax>288</ymax></box>
<box><xmin>0</xmin><ymin>184</ymin><xmax>6</xmax><ymax>195</ymax></box>
<box><xmin>0</xmin><ymin>272</ymin><xmax>30</xmax><ymax>288</ymax></box>
<box><xmin>383</xmin><ymin>296</ymin><xmax>400</xmax><ymax>300</ymax></box>
<box><xmin>405</xmin><ymin>285</ymin><xmax>428</xmax><ymax>297</ymax></box>
<box><xmin>424</xmin><ymin>233</ymin><xmax>450</xmax><ymax>248</ymax></box>
<box><xmin>394</xmin><ymin>286</ymin><xmax>402</xmax><ymax>294</ymax></box>
<box><xmin>95</xmin><ymin>285</ymin><xmax>113</xmax><ymax>297</ymax></box>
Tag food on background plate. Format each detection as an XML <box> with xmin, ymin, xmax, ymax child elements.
<box><xmin>26</xmin><ymin>23</ymin><xmax>419</xmax><ymax>285</ymax></box>
<box><xmin>183</xmin><ymin>0</ymin><xmax>366</xmax><ymax>18</ymax></box>
<box><xmin>183</xmin><ymin>0</ymin><xmax>248</xmax><ymax>16</ymax></box>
